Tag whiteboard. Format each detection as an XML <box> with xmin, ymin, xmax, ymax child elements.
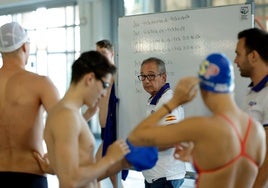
<box><xmin>118</xmin><ymin>3</ymin><xmax>253</xmax><ymax>139</ymax></box>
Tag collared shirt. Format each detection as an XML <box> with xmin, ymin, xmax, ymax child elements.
<box><xmin>243</xmin><ymin>75</ymin><xmax>268</xmax><ymax>127</ymax></box>
<box><xmin>142</xmin><ymin>83</ymin><xmax>186</xmax><ymax>183</ymax></box>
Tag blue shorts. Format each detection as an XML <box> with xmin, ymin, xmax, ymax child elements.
<box><xmin>0</xmin><ymin>171</ymin><xmax>48</xmax><ymax>188</ymax></box>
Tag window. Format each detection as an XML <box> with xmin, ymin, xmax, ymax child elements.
<box><xmin>0</xmin><ymin>5</ymin><xmax>80</xmax><ymax>97</ymax></box>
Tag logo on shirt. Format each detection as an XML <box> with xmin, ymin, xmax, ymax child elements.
<box><xmin>204</xmin><ymin>63</ymin><xmax>219</xmax><ymax>79</ymax></box>
<box><xmin>248</xmin><ymin>101</ymin><xmax>257</xmax><ymax>106</ymax></box>
<box><xmin>165</xmin><ymin>115</ymin><xmax>177</xmax><ymax>122</ymax></box>
<box><xmin>199</xmin><ymin>60</ymin><xmax>219</xmax><ymax>79</ymax></box>
<box><xmin>240</xmin><ymin>6</ymin><xmax>249</xmax><ymax>20</ymax></box>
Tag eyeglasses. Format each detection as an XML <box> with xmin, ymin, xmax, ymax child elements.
<box><xmin>99</xmin><ymin>78</ymin><xmax>110</xmax><ymax>89</ymax></box>
<box><xmin>137</xmin><ymin>73</ymin><xmax>162</xmax><ymax>81</ymax></box>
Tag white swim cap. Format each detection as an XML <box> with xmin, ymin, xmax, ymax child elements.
<box><xmin>0</xmin><ymin>22</ymin><xmax>30</xmax><ymax>53</ymax></box>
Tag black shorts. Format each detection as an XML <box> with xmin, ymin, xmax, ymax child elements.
<box><xmin>0</xmin><ymin>171</ymin><xmax>48</xmax><ymax>188</ymax></box>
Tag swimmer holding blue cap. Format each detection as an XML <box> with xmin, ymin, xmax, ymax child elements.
<box><xmin>125</xmin><ymin>139</ymin><xmax>158</xmax><ymax>171</ymax></box>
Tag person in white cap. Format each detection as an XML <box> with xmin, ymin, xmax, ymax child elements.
<box><xmin>128</xmin><ymin>53</ymin><xmax>266</xmax><ymax>188</ymax></box>
<box><xmin>0</xmin><ymin>22</ymin><xmax>60</xmax><ymax>187</ymax></box>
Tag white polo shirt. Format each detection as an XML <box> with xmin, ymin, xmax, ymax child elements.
<box><xmin>142</xmin><ymin>88</ymin><xmax>186</xmax><ymax>183</ymax></box>
<box><xmin>243</xmin><ymin>75</ymin><xmax>268</xmax><ymax>127</ymax></box>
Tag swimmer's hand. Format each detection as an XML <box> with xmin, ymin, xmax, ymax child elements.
<box><xmin>105</xmin><ymin>139</ymin><xmax>130</xmax><ymax>165</ymax></box>
<box><xmin>173</xmin><ymin>141</ymin><xmax>194</xmax><ymax>162</ymax></box>
<box><xmin>172</xmin><ymin>77</ymin><xmax>199</xmax><ymax>106</ymax></box>
<box><xmin>33</xmin><ymin>152</ymin><xmax>55</xmax><ymax>175</ymax></box>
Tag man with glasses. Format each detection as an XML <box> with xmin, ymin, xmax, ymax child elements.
<box><xmin>43</xmin><ymin>51</ymin><xmax>130</xmax><ymax>188</ymax></box>
<box><xmin>129</xmin><ymin>53</ymin><xmax>266</xmax><ymax>188</ymax></box>
<box><xmin>137</xmin><ymin>57</ymin><xmax>186</xmax><ymax>188</ymax></box>
<box><xmin>234</xmin><ymin>28</ymin><xmax>268</xmax><ymax>188</ymax></box>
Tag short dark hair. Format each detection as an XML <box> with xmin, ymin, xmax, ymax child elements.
<box><xmin>71</xmin><ymin>51</ymin><xmax>116</xmax><ymax>84</ymax></box>
<box><xmin>238</xmin><ymin>28</ymin><xmax>268</xmax><ymax>63</ymax></box>
<box><xmin>96</xmin><ymin>39</ymin><xmax>113</xmax><ymax>52</ymax></box>
<box><xmin>141</xmin><ymin>57</ymin><xmax>166</xmax><ymax>73</ymax></box>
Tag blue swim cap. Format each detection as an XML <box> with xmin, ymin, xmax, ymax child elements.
<box><xmin>125</xmin><ymin>139</ymin><xmax>158</xmax><ymax>171</ymax></box>
<box><xmin>198</xmin><ymin>53</ymin><xmax>234</xmax><ymax>93</ymax></box>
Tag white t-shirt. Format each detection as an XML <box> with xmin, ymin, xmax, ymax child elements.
<box><xmin>142</xmin><ymin>89</ymin><xmax>186</xmax><ymax>183</ymax></box>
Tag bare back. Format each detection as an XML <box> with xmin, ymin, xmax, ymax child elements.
<box><xmin>0</xmin><ymin>67</ymin><xmax>59</xmax><ymax>175</ymax></box>
<box><xmin>192</xmin><ymin>112</ymin><xmax>265</xmax><ymax>188</ymax></box>
<box><xmin>128</xmin><ymin>76</ymin><xmax>266</xmax><ymax>188</ymax></box>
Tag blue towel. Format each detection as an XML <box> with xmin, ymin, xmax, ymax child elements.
<box><xmin>101</xmin><ymin>84</ymin><xmax>129</xmax><ymax>180</ymax></box>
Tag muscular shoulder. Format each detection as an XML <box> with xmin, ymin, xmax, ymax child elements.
<box><xmin>46</xmin><ymin>104</ymin><xmax>82</xmax><ymax>136</ymax></box>
<box><xmin>24</xmin><ymin>71</ymin><xmax>54</xmax><ymax>87</ymax></box>
<box><xmin>5</xmin><ymin>71</ymin><xmax>57</xmax><ymax>104</ymax></box>
<box><xmin>7</xmin><ymin>70</ymin><xmax>55</xmax><ymax>91</ymax></box>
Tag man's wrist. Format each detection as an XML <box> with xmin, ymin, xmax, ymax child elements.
<box><xmin>168</xmin><ymin>98</ymin><xmax>183</xmax><ymax>110</ymax></box>
<box><xmin>163</xmin><ymin>103</ymin><xmax>172</xmax><ymax>113</ymax></box>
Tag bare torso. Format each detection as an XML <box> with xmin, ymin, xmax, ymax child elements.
<box><xmin>128</xmin><ymin>76</ymin><xmax>266</xmax><ymax>188</ymax></box>
<box><xmin>44</xmin><ymin>102</ymin><xmax>99</xmax><ymax>188</ymax></box>
<box><xmin>75</xmin><ymin>118</ymin><xmax>98</xmax><ymax>188</ymax></box>
<box><xmin>0</xmin><ymin>66</ymin><xmax>58</xmax><ymax>175</ymax></box>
